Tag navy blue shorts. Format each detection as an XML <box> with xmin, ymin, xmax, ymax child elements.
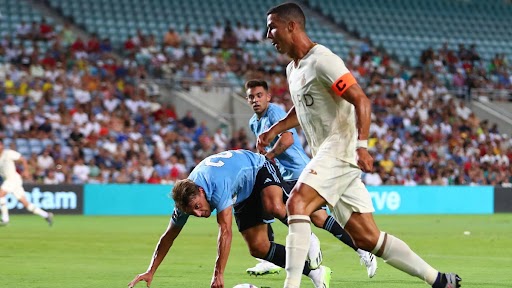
<box><xmin>233</xmin><ymin>160</ymin><xmax>285</xmax><ymax>232</ymax></box>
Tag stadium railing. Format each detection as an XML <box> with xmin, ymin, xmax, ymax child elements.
<box><xmin>471</xmin><ymin>88</ymin><xmax>512</xmax><ymax>102</ymax></box>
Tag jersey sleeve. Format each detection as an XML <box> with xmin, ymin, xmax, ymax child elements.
<box><xmin>216</xmin><ymin>198</ymin><xmax>232</xmax><ymax>214</ymax></box>
<box><xmin>171</xmin><ymin>207</ymin><xmax>190</xmax><ymax>226</ymax></box>
<box><xmin>248</xmin><ymin>116</ymin><xmax>257</xmax><ymax>135</ymax></box>
<box><xmin>9</xmin><ymin>150</ymin><xmax>22</xmax><ymax>161</ymax></box>
<box><xmin>315</xmin><ymin>54</ymin><xmax>357</xmax><ymax>97</ymax></box>
<box><xmin>267</xmin><ymin>105</ymin><xmax>294</xmax><ymax>134</ymax></box>
<box><xmin>213</xmin><ymin>183</ymin><xmax>233</xmax><ymax>213</ymax></box>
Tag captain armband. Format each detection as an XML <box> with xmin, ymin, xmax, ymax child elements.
<box><xmin>331</xmin><ymin>73</ymin><xmax>357</xmax><ymax>96</ymax></box>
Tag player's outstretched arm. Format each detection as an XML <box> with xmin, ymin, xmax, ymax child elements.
<box><xmin>128</xmin><ymin>222</ymin><xmax>183</xmax><ymax>288</ymax></box>
<box><xmin>16</xmin><ymin>156</ymin><xmax>31</xmax><ymax>179</ymax></box>
<box><xmin>265</xmin><ymin>131</ymin><xmax>293</xmax><ymax>160</ymax></box>
<box><xmin>257</xmin><ymin>106</ymin><xmax>299</xmax><ymax>153</ymax></box>
<box><xmin>211</xmin><ymin>206</ymin><xmax>233</xmax><ymax>288</ymax></box>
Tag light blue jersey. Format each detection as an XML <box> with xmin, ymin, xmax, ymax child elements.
<box><xmin>249</xmin><ymin>103</ymin><xmax>310</xmax><ymax>181</ymax></box>
<box><xmin>172</xmin><ymin>150</ymin><xmax>266</xmax><ymax>226</ymax></box>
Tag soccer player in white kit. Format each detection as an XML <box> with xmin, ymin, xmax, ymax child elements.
<box><xmin>259</xmin><ymin>3</ymin><xmax>461</xmax><ymax>288</ymax></box>
<box><xmin>0</xmin><ymin>139</ymin><xmax>54</xmax><ymax>226</ymax></box>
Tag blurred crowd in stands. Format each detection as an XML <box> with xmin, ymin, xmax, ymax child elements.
<box><xmin>419</xmin><ymin>43</ymin><xmax>511</xmax><ymax>100</ymax></box>
<box><xmin>125</xmin><ymin>20</ymin><xmax>268</xmax><ymax>88</ymax></box>
<box><xmin>1</xmin><ymin>18</ymin><xmax>511</xmax><ymax>186</ymax></box>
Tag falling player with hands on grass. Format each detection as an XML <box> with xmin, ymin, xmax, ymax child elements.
<box><xmin>128</xmin><ymin>150</ymin><xmax>330</xmax><ymax>288</ymax></box>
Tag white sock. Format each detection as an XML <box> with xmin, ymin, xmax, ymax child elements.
<box><xmin>380</xmin><ymin>233</ymin><xmax>439</xmax><ymax>285</ymax></box>
<box><xmin>27</xmin><ymin>203</ymin><xmax>49</xmax><ymax>218</ymax></box>
<box><xmin>284</xmin><ymin>215</ymin><xmax>311</xmax><ymax>288</ymax></box>
<box><xmin>0</xmin><ymin>197</ymin><xmax>9</xmax><ymax>223</ymax></box>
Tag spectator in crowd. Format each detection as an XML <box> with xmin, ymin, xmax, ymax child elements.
<box><xmin>43</xmin><ymin>169</ymin><xmax>62</xmax><ymax>184</ymax></box>
<box><xmin>363</xmin><ymin>166</ymin><xmax>384</xmax><ymax>186</ymax></box>
<box><xmin>180</xmin><ymin>111</ymin><xmax>197</xmax><ymax>130</ymax></box>
<box><xmin>36</xmin><ymin>148</ymin><xmax>55</xmax><ymax>170</ymax></box>
<box><xmin>72</xmin><ymin>158</ymin><xmax>90</xmax><ymax>184</ymax></box>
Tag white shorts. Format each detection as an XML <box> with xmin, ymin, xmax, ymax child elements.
<box><xmin>1</xmin><ymin>179</ymin><xmax>26</xmax><ymax>199</ymax></box>
<box><xmin>297</xmin><ymin>152</ymin><xmax>374</xmax><ymax>225</ymax></box>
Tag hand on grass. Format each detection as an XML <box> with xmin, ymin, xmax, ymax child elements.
<box><xmin>210</xmin><ymin>273</ymin><xmax>224</xmax><ymax>288</ymax></box>
<box><xmin>128</xmin><ymin>271</ymin><xmax>154</xmax><ymax>288</ymax></box>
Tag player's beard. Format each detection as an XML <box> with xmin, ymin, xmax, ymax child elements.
<box><xmin>274</xmin><ymin>43</ymin><xmax>284</xmax><ymax>53</ymax></box>
<box><xmin>272</xmin><ymin>41</ymin><xmax>284</xmax><ymax>53</ymax></box>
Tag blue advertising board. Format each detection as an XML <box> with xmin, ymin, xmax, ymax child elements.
<box><xmin>83</xmin><ymin>184</ymin><xmax>494</xmax><ymax>215</ymax></box>
<box><xmin>84</xmin><ymin>184</ymin><xmax>174</xmax><ymax>215</ymax></box>
<box><xmin>7</xmin><ymin>184</ymin><xmax>83</xmax><ymax>214</ymax></box>
<box><xmin>367</xmin><ymin>186</ymin><xmax>494</xmax><ymax>214</ymax></box>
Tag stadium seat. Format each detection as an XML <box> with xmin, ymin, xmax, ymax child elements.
<box><xmin>28</xmin><ymin>138</ymin><xmax>42</xmax><ymax>148</ymax></box>
<box><xmin>31</xmin><ymin>145</ymin><xmax>43</xmax><ymax>155</ymax></box>
<box><xmin>17</xmin><ymin>145</ymin><xmax>31</xmax><ymax>157</ymax></box>
<box><xmin>15</xmin><ymin>138</ymin><xmax>29</xmax><ymax>147</ymax></box>
<box><xmin>3</xmin><ymin>138</ymin><xmax>13</xmax><ymax>147</ymax></box>
<box><xmin>82</xmin><ymin>148</ymin><xmax>95</xmax><ymax>163</ymax></box>
<box><xmin>310</xmin><ymin>0</ymin><xmax>512</xmax><ymax>63</ymax></box>
<box><xmin>41</xmin><ymin>139</ymin><xmax>54</xmax><ymax>148</ymax></box>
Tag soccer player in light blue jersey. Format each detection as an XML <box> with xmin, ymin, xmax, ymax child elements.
<box><xmin>128</xmin><ymin>150</ymin><xmax>331</xmax><ymax>288</ymax></box>
<box><xmin>245</xmin><ymin>79</ymin><xmax>377</xmax><ymax>278</ymax></box>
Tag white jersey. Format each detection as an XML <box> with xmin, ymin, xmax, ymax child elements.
<box><xmin>0</xmin><ymin>149</ymin><xmax>22</xmax><ymax>181</ymax></box>
<box><xmin>287</xmin><ymin>44</ymin><xmax>358</xmax><ymax>166</ymax></box>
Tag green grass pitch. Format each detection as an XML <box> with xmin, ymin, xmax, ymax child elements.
<box><xmin>1</xmin><ymin>214</ymin><xmax>511</xmax><ymax>288</ymax></box>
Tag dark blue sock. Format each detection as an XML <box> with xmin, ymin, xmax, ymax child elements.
<box><xmin>432</xmin><ymin>272</ymin><xmax>443</xmax><ymax>288</ymax></box>
<box><xmin>263</xmin><ymin>242</ymin><xmax>312</xmax><ymax>276</ymax></box>
<box><xmin>323</xmin><ymin>215</ymin><xmax>358</xmax><ymax>251</ymax></box>
<box><xmin>267</xmin><ymin>224</ymin><xmax>275</xmax><ymax>242</ymax></box>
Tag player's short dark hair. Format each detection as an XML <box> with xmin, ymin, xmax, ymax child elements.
<box><xmin>172</xmin><ymin>179</ymin><xmax>200</xmax><ymax>211</ymax></box>
<box><xmin>245</xmin><ymin>79</ymin><xmax>269</xmax><ymax>91</ymax></box>
<box><xmin>267</xmin><ymin>2</ymin><xmax>306</xmax><ymax>30</ymax></box>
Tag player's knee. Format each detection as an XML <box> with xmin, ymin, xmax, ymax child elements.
<box><xmin>266</xmin><ymin>203</ymin><xmax>286</xmax><ymax>219</ymax></box>
<box><xmin>247</xmin><ymin>241</ymin><xmax>269</xmax><ymax>258</ymax></box>
<box><xmin>0</xmin><ymin>190</ymin><xmax>6</xmax><ymax>197</ymax></box>
<box><xmin>286</xmin><ymin>193</ymin><xmax>306</xmax><ymax>215</ymax></box>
